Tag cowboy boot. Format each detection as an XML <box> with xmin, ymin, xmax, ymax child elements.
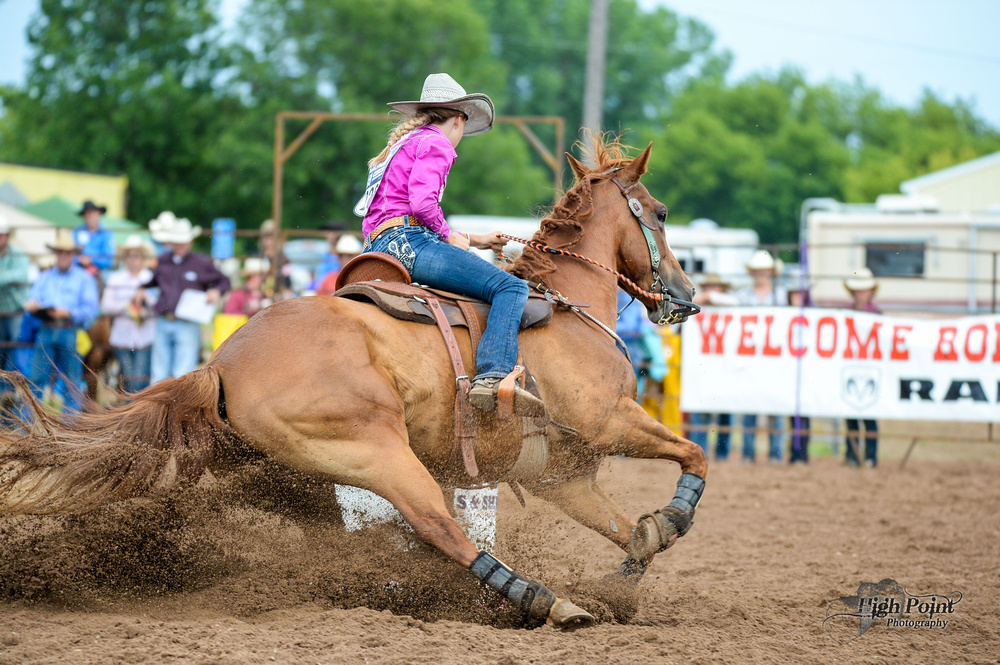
<box><xmin>468</xmin><ymin>377</ymin><xmax>547</xmax><ymax>418</ymax></box>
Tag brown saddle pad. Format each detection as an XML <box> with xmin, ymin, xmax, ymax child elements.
<box><xmin>334</xmin><ymin>280</ymin><xmax>554</xmax><ymax>331</ymax></box>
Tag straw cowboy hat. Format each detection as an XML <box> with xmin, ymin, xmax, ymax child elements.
<box><xmin>745</xmin><ymin>249</ymin><xmax>783</xmax><ymax>274</ymax></box>
<box><xmin>260</xmin><ymin>219</ymin><xmax>276</xmax><ymax>236</ymax></box>
<box><xmin>335</xmin><ymin>234</ymin><xmax>363</xmax><ymax>255</ymax></box>
<box><xmin>46</xmin><ymin>228</ymin><xmax>81</xmax><ymax>253</ymax></box>
<box><xmin>240</xmin><ymin>257</ymin><xmax>270</xmax><ymax>278</ymax></box>
<box><xmin>117</xmin><ymin>234</ymin><xmax>153</xmax><ymax>259</ymax></box>
<box><xmin>149</xmin><ymin>211</ymin><xmax>201</xmax><ymax>244</ymax></box>
<box><xmin>844</xmin><ymin>267</ymin><xmax>878</xmax><ymax>292</ymax></box>
<box><xmin>388</xmin><ymin>73</ymin><xmax>495</xmax><ymax>137</ymax></box>
<box><xmin>77</xmin><ymin>200</ymin><xmax>107</xmax><ymax>216</ymax></box>
<box><xmin>699</xmin><ymin>272</ymin><xmax>731</xmax><ymax>290</ymax></box>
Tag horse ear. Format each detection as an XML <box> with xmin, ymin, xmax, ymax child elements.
<box><xmin>565</xmin><ymin>153</ymin><xmax>589</xmax><ymax>180</ymax></box>
<box><xmin>619</xmin><ymin>142</ymin><xmax>653</xmax><ymax>182</ymax></box>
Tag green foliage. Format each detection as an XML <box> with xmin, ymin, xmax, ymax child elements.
<box><xmin>0</xmin><ymin>0</ymin><xmax>997</xmax><ymax>247</ymax></box>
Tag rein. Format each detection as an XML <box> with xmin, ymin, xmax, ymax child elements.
<box><xmin>499</xmin><ymin>232</ymin><xmax>700</xmax><ymax>326</ymax></box>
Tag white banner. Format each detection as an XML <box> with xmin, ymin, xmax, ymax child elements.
<box><xmin>679</xmin><ymin>307</ymin><xmax>1000</xmax><ymax>422</ymax></box>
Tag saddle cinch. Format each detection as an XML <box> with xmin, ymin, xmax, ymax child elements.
<box><xmin>332</xmin><ymin>252</ymin><xmax>568</xmax><ymax>480</ymax></box>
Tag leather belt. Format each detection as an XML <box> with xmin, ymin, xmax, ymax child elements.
<box><xmin>364</xmin><ymin>215</ymin><xmax>426</xmax><ymax>248</ymax></box>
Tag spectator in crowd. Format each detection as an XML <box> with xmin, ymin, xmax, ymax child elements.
<box><xmin>258</xmin><ymin>219</ymin><xmax>294</xmax><ymax>301</ymax></box>
<box><xmin>223</xmin><ymin>257</ymin><xmax>270</xmax><ymax>318</ymax></box>
<box><xmin>138</xmin><ymin>213</ymin><xmax>230</xmax><ymax>384</ymax></box>
<box><xmin>22</xmin><ymin>229</ymin><xmax>99</xmax><ymax>411</ymax></box>
<box><xmin>0</xmin><ymin>215</ymin><xmax>31</xmax><ymax>390</ymax></box>
<box><xmin>689</xmin><ymin>273</ymin><xmax>738</xmax><ymax>459</ymax></box>
<box><xmin>100</xmin><ymin>235</ymin><xmax>155</xmax><ymax>395</ymax></box>
<box><xmin>316</xmin><ymin>234</ymin><xmax>364</xmax><ymax>296</ymax></box>
<box><xmin>786</xmin><ymin>267</ymin><xmax>812</xmax><ymax>464</ymax></box>
<box><xmin>314</xmin><ymin>219</ymin><xmax>349</xmax><ymax>286</ymax></box>
<box><xmin>734</xmin><ymin>250</ymin><xmax>787</xmax><ymax>463</ymax></box>
<box><xmin>73</xmin><ymin>200</ymin><xmax>116</xmax><ymax>276</ymax></box>
<box><xmin>843</xmin><ymin>267</ymin><xmax>881</xmax><ymax>468</ymax></box>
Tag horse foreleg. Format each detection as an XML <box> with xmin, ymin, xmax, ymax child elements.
<box><xmin>596</xmin><ymin>397</ymin><xmax>709</xmax><ymax>581</ymax></box>
<box><xmin>521</xmin><ymin>473</ymin><xmax>653</xmax><ymax>585</ymax></box>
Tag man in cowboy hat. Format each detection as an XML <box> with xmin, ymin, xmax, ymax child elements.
<box><xmin>0</xmin><ymin>215</ymin><xmax>31</xmax><ymax>384</ymax></box>
<box><xmin>137</xmin><ymin>212</ymin><xmax>230</xmax><ymax>384</ymax></box>
<box><xmin>688</xmin><ymin>272</ymin><xmax>739</xmax><ymax>460</ymax></box>
<box><xmin>733</xmin><ymin>250</ymin><xmax>787</xmax><ymax>464</ymax></box>
<box><xmin>843</xmin><ymin>267</ymin><xmax>881</xmax><ymax>467</ymax></box>
<box><xmin>22</xmin><ymin>229</ymin><xmax>99</xmax><ymax>411</ymax></box>
<box><xmin>74</xmin><ymin>200</ymin><xmax>116</xmax><ymax>275</ymax></box>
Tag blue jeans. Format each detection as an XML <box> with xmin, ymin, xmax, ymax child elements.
<box><xmin>742</xmin><ymin>414</ymin><xmax>783</xmax><ymax>462</ymax></box>
<box><xmin>368</xmin><ymin>225</ymin><xmax>529</xmax><ymax>379</ymax></box>
<box><xmin>28</xmin><ymin>325</ymin><xmax>84</xmax><ymax>410</ymax></box>
<box><xmin>151</xmin><ymin>317</ymin><xmax>202</xmax><ymax>384</ymax></box>
<box><xmin>689</xmin><ymin>412</ymin><xmax>731</xmax><ymax>460</ymax></box>
<box><xmin>117</xmin><ymin>347</ymin><xmax>152</xmax><ymax>394</ymax></box>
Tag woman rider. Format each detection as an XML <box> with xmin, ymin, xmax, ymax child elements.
<box><xmin>355</xmin><ymin>73</ymin><xmax>545</xmax><ymax>418</ymax></box>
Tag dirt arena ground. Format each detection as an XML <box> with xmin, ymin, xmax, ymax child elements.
<box><xmin>1</xmin><ymin>428</ymin><xmax>997</xmax><ymax>664</ymax></box>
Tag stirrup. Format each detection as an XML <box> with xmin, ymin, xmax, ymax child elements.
<box><xmin>469</xmin><ymin>377</ymin><xmax>547</xmax><ymax>418</ymax></box>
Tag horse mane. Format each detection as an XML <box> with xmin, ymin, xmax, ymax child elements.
<box><xmin>511</xmin><ymin>131</ymin><xmax>635</xmax><ymax>284</ymax></box>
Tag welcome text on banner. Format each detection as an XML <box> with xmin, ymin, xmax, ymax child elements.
<box><xmin>679</xmin><ymin>307</ymin><xmax>1000</xmax><ymax>422</ymax></box>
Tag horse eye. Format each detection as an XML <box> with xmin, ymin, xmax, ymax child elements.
<box><xmin>656</xmin><ymin>207</ymin><xmax>667</xmax><ymax>224</ymax></box>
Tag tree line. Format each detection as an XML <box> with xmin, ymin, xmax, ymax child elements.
<box><xmin>1</xmin><ymin>0</ymin><xmax>998</xmax><ymax>246</ymax></box>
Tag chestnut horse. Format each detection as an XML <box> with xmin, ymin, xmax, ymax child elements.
<box><xmin>0</xmin><ymin>138</ymin><xmax>707</xmax><ymax>628</ymax></box>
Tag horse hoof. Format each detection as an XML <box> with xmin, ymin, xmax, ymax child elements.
<box><xmin>546</xmin><ymin>599</ymin><xmax>596</xmax><ymax>630</ymax></box>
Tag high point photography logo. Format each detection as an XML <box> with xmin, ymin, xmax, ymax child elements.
<box><xmin>823</xmin><ymin>578</ymin><xmax>962</xmax><ymax>644</ymax></box>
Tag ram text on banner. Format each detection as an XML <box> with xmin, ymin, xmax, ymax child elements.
<box><xmin>679</xmin><ymin>307</ymin><xmax>1000</xmax><ymax>422</ymax></box>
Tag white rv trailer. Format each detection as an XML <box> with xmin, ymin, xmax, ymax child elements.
<box><xmin>802</xmin><ymin>197</ymin><xmax>1000</xmax><ymax>313</ymax></box>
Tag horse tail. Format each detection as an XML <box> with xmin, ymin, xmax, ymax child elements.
<box><xmin>0</xmin><ymin>367</ymin><xmax>237</xmax><ymax>515</ymax></box>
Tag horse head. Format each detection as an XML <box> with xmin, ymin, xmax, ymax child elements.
<box><xmin>567</xmin><ymin>143</ymin><xmax>698</xmax><ymax>325</ymax></box>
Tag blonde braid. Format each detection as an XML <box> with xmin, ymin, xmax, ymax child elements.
<box><xmin>368</xmin><ymin>112</ymin><xmax>431</xmax><ymax>167</ymax></box>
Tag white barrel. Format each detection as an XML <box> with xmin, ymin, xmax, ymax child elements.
<box><xmin>334</xmin><ymin>484</ymin><xmax>498</xmax><ymax>552</ymax></box>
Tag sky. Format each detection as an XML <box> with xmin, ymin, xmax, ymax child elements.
<box><xmin>1</xmin><ymin>0</ymin><xmax>999</xmax><ymax>128</ymax></box>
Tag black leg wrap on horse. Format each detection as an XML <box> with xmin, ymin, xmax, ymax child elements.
<box><xmin>628</xmin><ymin>474</ymin><xmax>705</xmax><ymax>561</ymax></box>
<box><xmin>469</xmin><ymin>551</ymin><xmax>557</xmax><ymax>626</ymax></box>
<box><xmin>667</xmin><ymin>473</ymin><xmax>705</xmax><ymax>515</ymax></box>
<box><xmin>616</xmin><ymin>555</ymin><xmax>649</xmax><ymax>584</ymax></box>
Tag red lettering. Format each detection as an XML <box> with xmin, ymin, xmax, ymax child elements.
<box><xmin>934</xmin><ymin>327</ymin><xmax>959</xmax><ymax>361</ymax></box>
<box><xmin>844</xmin><ymin>317</ymin><xmax>883</xmax><ymax>360</ymax></box>
<box><xmin>965</xmin><ymin>324</ymin><xmax>988</xmax><ymax>362</ymax></box>
<box><xmin>891</xmin><ymin>325</ymin><xmax>913</xmax><ymax>361</ymax></box>
<box><xmin>697</xmin><ymin>312</ymin><xmax>733</xmax><ymax>355</ymax></box>
<box><xmin>816</xmin><ymin>317</ymin><xmax>837</xmax><ymax>358</ymax></box>
<box><xmin>762</xmin><ymin>315</ymin><xmax>781</xmax><ymax>356</ymax></box>
<box><xmin>788</xmin><ymin>316</ymin><xmax>808</xmax><ymax>357</ymax></box>
<box><xmin>737</xmin><ymin>315</ymin><xmax>758</xmax><ymax>356</ymax></box>
<box><xmin>995</xmin><ymin>323</ymin><xmax>1000</xmax><ymax>362</ymax></box>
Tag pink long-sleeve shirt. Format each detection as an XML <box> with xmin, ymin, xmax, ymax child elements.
<box><xmin>362</xmin><ymin>125</ymin><xmax>455</xmax><ymax>240</ymax></box>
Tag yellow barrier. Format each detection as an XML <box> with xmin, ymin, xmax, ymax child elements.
<box><xmin>212</xmin><ymin>313</ymin><xmax>248</xmax><ymax>351</ymax></box>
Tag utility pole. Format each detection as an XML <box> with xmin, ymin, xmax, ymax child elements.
<box><xmin>582</xmin><ymin>0</ymin><xmax>610</xmax><ymax>157</ymax></box>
